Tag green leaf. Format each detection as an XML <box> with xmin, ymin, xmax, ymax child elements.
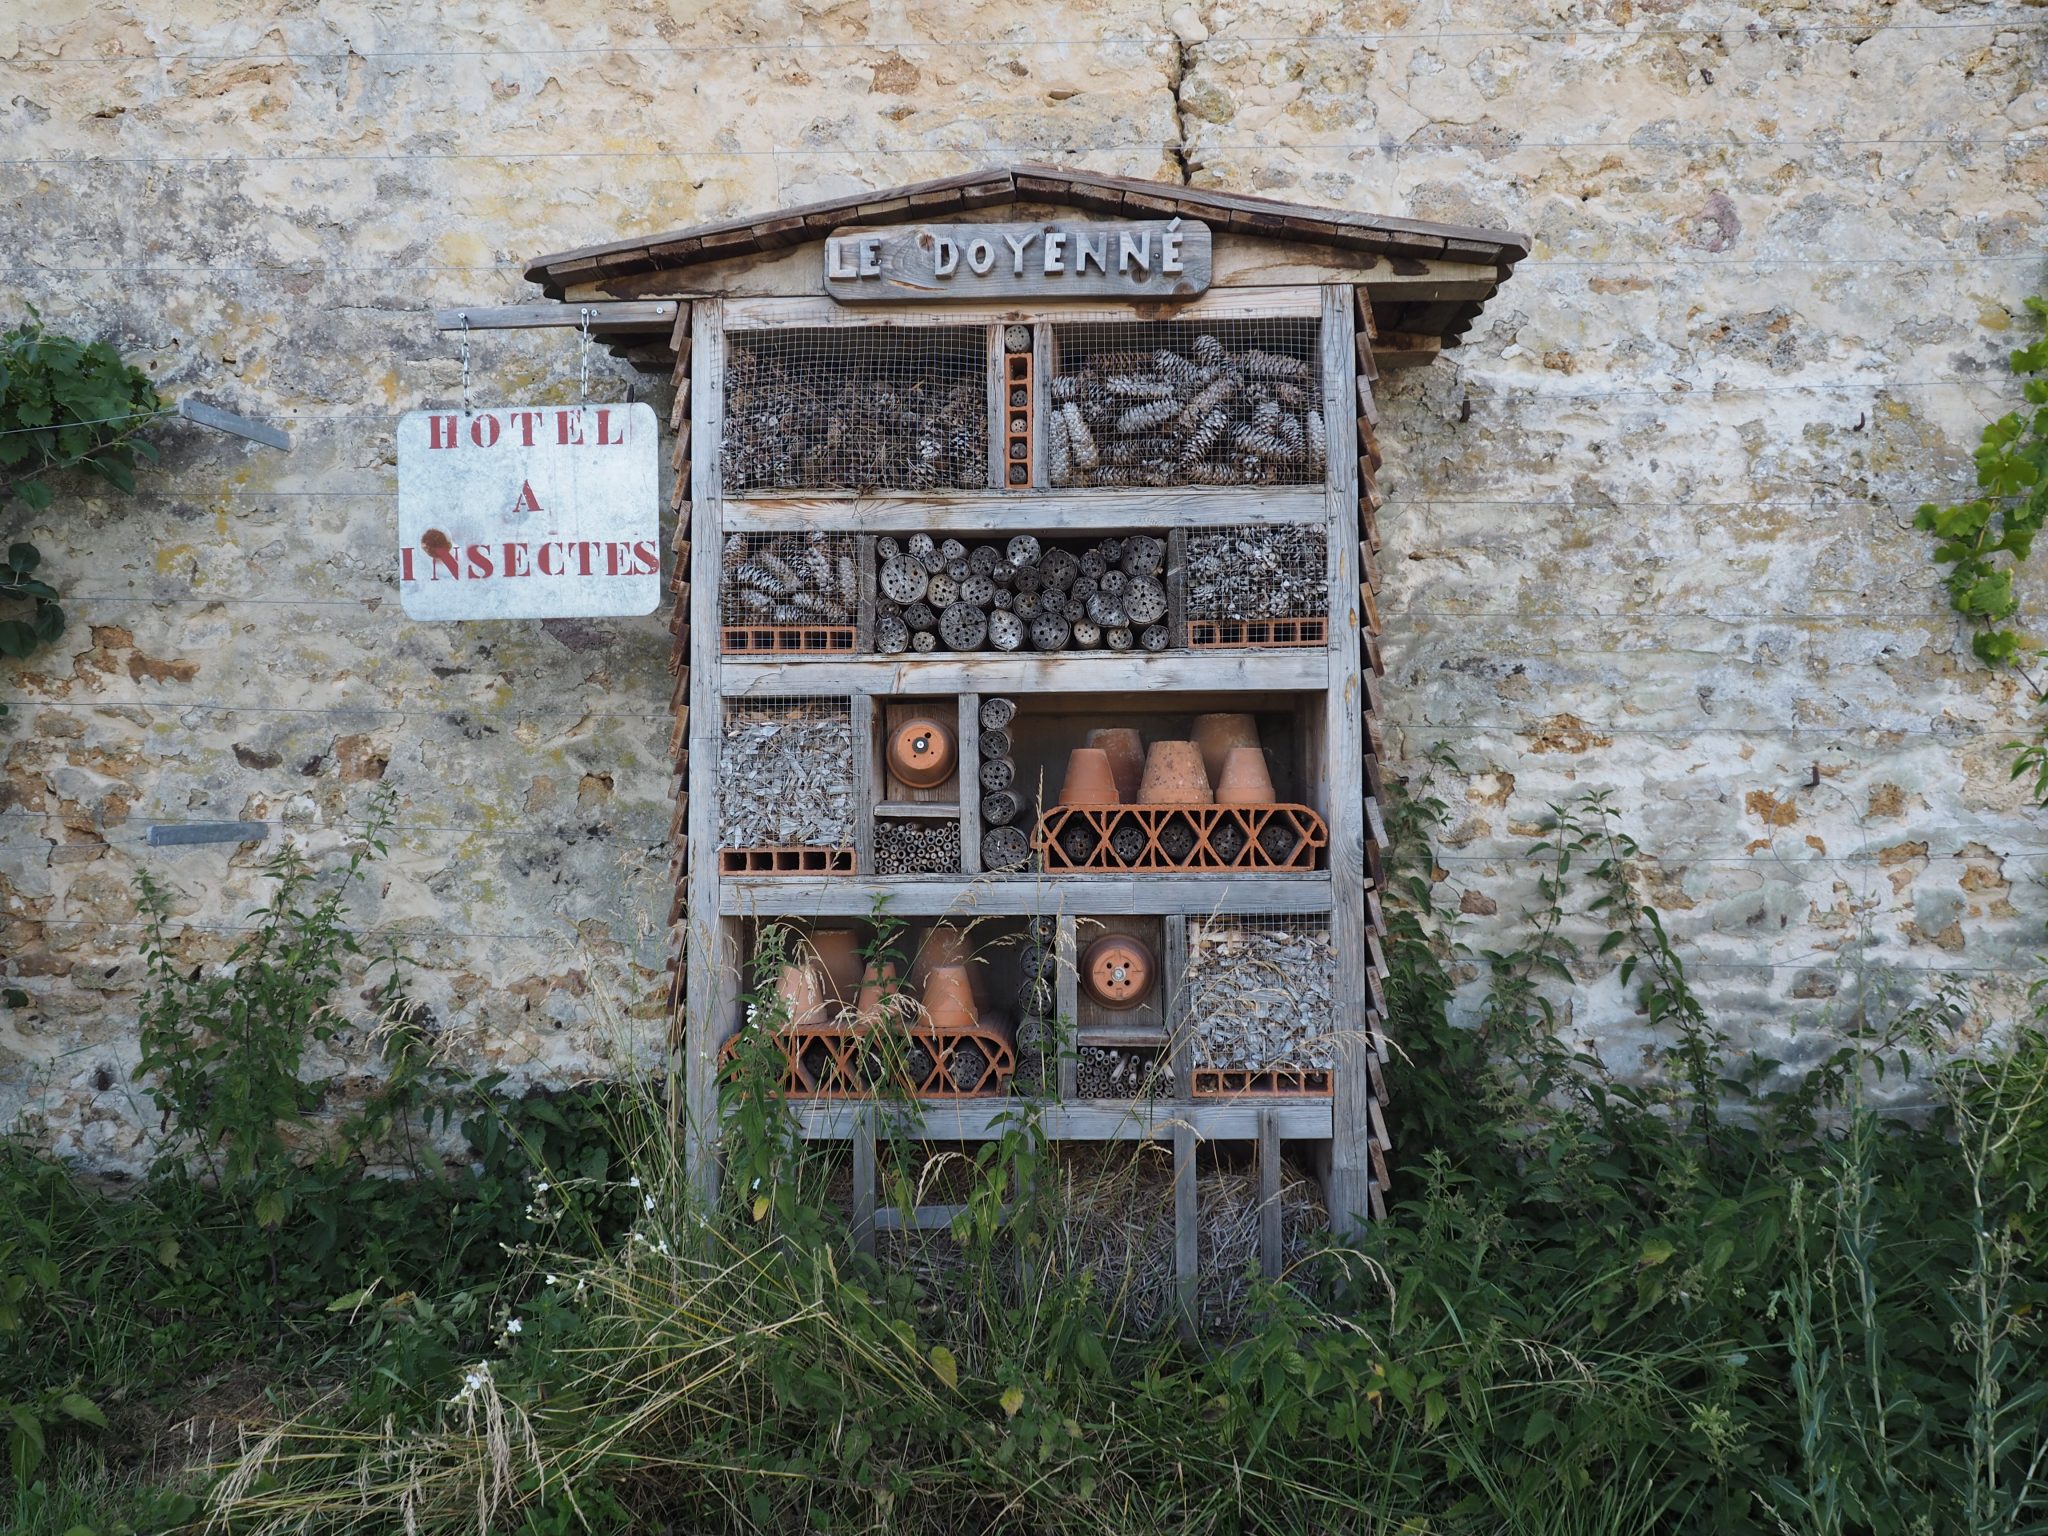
<box><xmin>7</xmin><ymin>542</ymin><xmax>38</xmax><ymax>571</ymax></box>
<box><xmin>9</xmin><ymin>1405</ymin><xmax>46</xmax><ymax>1483</ymax></box>
<box><xmin>1000</xmin><ymin>1385</ymin><xmax>1025</xmax><ymax>1419</ymax></box>
<box><xmin>57</xmin><ymin>1392</ymin><xmax>106</xmax><ymax>1427</ymax></box>
<box><xmin>15</xmin><ymin>478</ymin><xmax>52</xmax><ymax>510</ymax></box>
<box><xmin>928</xmin><ymin>1345</ymin><xmax>959</xmax><ymax>1391</ymax></box>
<box><xmin>1639</xmin><ymin>1237</ymin><xmax>1676</xmax><ymax>1267</ymax></box>
<box><xmin>0</xmin><ymin>619</ymin><xmax>39</xmax><ymax>658</ymax></box>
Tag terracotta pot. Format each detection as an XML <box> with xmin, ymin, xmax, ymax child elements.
<box><xmin>909</xmin><ymin>923</ymin><xmax>987</xmax><ymax>1005</ymax></box>
<box><xmin>920</xmin><ymin>963</ymin><xmax>979</xmax><ymax>1033</ymax></box>
<box><xmin>1191</xmin><ymin>713</ymin><xmax>1261</xmax><ymax>789</ymax></box>
<box><xmin>855</xmin><ymin>960</ymin><xmax>902</xmax><ymax>1027</ymax></box>
<box><xmin>806</xmin><ymin>928</ymin><xmax>864</xmax><ymax>1002</ymax></box>
<box><xmin>772</xmin><ymin>960</ymin><xmax>830</xmax><ymax>1029</ymax></box>
<box><xmin>1085</xmin><ymin>727</ymin><xmax>1146</xmax><ymax>804</ymax></box>
<box><xmin>1139</xmin><ymin>740</ymin><xmax>1213</xmax><ymax>805</ymax></box>
<box><xmin>1059</xmin><ymin>747</ymin><xmax>1120</xmax><ymax>805</ymax></box>
<box><xmin>1082</xmin><ymin>934</ymin><xmax>1155</xmax><ymax>1009</ymax></box>
<box><xmin>888</xmin><ymin>717</ymin><xmax>956</xmax><ymax>789</ymax></box>
<box><xmin>1213</xmin><ymin>746</ymin><xmax>1277</xmax><ymax>805</ymax></box>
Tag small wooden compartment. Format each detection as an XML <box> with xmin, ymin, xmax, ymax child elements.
<box><xmin>1181</xmin><ymin>913</ymin><xmax>1339</xmax><ymax>1093</ymax></box>
<box><xmin>723</xmin><ymin>917</ymin><xmax>1041</xmax><ymax>1100</ymax></box>
<box><xmin>872</xmin><ymin>530</ymin><xmax>1177</xmax><ymax>655</ymax></box>
<box><xmin>1183</xmin><ymin>524</ymin><xmax>1329</xmax><ymax>650</ymax></box>
<box><xmin>718</xmin><ymin>531</ymin><xmax>867</xmax><ymax>654</ymax></box>
<box><xmin>716</xmin><ymin>696</ymin><xmax>856</xmax><ymax>873</ymax></box>
<box><xmin>1003</xmin><ymin>691</ymin><xmax>1329</xmax><ymax>875</ymax></box>
<box><xmin>1045</xmin><ymin>318</ymin><xmax>1325</xmax><ymax>488</ymax></box>
<box><xmin>722</xmin><ymin>326</ymin><xmax>988</xmax><ymax>493</ymax></box>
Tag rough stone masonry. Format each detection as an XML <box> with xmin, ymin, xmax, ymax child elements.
<box><xmin>1</xmin><ymin>1</ymin><xmax>2044</xmax><ymax>1167</ymax></box>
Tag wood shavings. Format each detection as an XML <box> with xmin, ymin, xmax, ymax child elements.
<box><xmin>1185</xmin><ymin>526</ymin><xmax>1328</xmax><ymax>622</ymax></box>
<box><xmin>1185</xmin><ymin>919</ymin><xmax>1337</xmax><ymax>1071</ymax></box>
<box><xmin>717</xmin><ymin>704</ymin><xmax>853</xmax><ymax>848</ymax></box>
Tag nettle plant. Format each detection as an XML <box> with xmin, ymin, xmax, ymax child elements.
<box><xmin>0</xmin><ymin>308</ymin><xmax>165</xmax><ymax>709</ymax></box>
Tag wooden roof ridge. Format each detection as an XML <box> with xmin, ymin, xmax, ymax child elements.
<box><xmin>522</xmin><ymin>164</ymin><xmax>1531</xmax><ymax>299</ymax></box>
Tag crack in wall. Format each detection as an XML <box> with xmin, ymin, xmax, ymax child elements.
<box><xmin>1164</xmin><ymin>23</ymin><xmax>1195</xmax><ymax>185</ymax></box>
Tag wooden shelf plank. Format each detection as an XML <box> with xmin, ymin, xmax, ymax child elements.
<box><xmin>874</xmin><ymin>801</ymin><xmax>961</xmax><ymax>820</ymax></box>
<box><xmin>720</xmin><ymin>650</ymin><xmax>1328</xmax><ymax>697</ymax></box>
<box><xmin>721</xmin><ymin>486</ymin><xmax>1328</xmax><ymax>531</ymax></box>
<box><xmin>719</xmin><ymin>872</ymin><xmax>1332</xmax><ymax>917</ymax></box>
<box><xmin>793</xmin><ymin>1098</ymin><xmax>1334</xmax><ymax>1142</ymax></box>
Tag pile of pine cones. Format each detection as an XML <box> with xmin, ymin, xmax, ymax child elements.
<box><xmin>722</xmin><ymin>337</ymin><xmax>987</xmax><ymax>491</ymax></box>
<box><xmin>876</xmin><ymin>532</ymin><xmax>1172</xmax><ymax>654</ymax></box>
<box><xmin>720</xmin><ymin>532</ymin><xmax>858</xmax><ymax>626</ymax></box>
<box><xmin>1184</xmin><ymin>526</ymin><xmax>1329</xmax><ymax>623</ymax></box>
<box><xmin>1049</xmin><ymin>332</ymin><xmax>1325</xmax><ymax>487</ymax></box>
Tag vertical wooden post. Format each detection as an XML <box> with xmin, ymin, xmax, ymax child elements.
<box><xmin>1319</xmin><ymin>284</ymin><xmax>1373</xmax><ymax>1238</ymax></box>
<box><xmin>1031</xmin><ymin>323</ymin><xmax>1053</xmax><ymax>488</ymax></box>
<box><xmin>684</xmin><ymin>299</ymin><xmax>728</xmax><ymax>1209</ymax></box>
<box><xmin>1054</xmin><ymin>911</ymin><xmax>1079</xmax><ymax>1102</ymax></box>
<box><xmin>851</xmin><ymin>693</ymin><xmax>876</xmax><ymax>876</ymax></box>
<box><xmin>850</xmin><ymin>1103</ymin><xmax>877</xmax><ymax>1257</ymax></box>
<box><xmin>1257</xmin><ymin>1109</ymin><xmax>1283</xmax><ymax>1280</ymax></box>
<box><xmin>1163</xmin><ymin>913</ymin><xmax>1190</xmax><ymax>1098</ymax></box>
<box><xmin>986</xmin><ymin>323</ymin><xmax>1007</xmax><ymax>491</ymax></box>
<box><xmin>1173</xmin><ymin>1122</ymin><xmax>1198</xmax><ymax>1336</ymax></box>
<box><xmin>957</xmin><ymin>694</ymin><xmax>982</xmax><ymax>875</ymax></box>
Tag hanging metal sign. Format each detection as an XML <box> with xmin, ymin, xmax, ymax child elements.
<box><xmin>396</xmin><ymin>403</ymin><xmax>661</xmax><ymax>621</ymax></box>
<box><xmin>824</xmin><ymin>218</ymin><xmax>1212</xmax><ymax>303</ymax></box>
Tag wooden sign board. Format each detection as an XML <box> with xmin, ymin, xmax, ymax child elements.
<box><xmin>825</xmin><ymin>219</ymin><xmax>1212</xmax><ymax>304</ymax></box>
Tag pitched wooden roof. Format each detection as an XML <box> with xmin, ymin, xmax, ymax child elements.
<box><xmin>524</xmin><ymin>165</ymin><xmax>1528</xmax><ymax>344</ymax></box>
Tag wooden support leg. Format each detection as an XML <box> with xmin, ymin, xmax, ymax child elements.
<box><xmin>1257</xmin><ymin>1110</ymin><xmax>1282</xmax><ymax>1281</ymax></box>
<box><xmin>851</xmin><ymin>1104</ymin><xmax>876</xmax><ymax>1258</ymax></box>
<box><xmin>1173</xmin><ymin>1123</ymin><xmax>1198</xmax><ymax>1338</ymax></box>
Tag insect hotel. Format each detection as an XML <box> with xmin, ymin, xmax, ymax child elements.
<box><xmin>520</xmin><ymin>166</ymin><xmax>1527</xmax><ymax>1267</ymax></box>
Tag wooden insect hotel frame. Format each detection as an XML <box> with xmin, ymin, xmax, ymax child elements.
<box><xmin>522</xmin><ymin>165</ymin><xmax>1528</xmax><ymax>1262</ymax></box>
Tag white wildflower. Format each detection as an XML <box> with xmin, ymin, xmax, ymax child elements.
<box><xmin>504</xmin><ymin>1317</ymin><xmax>523</xmax><ymax>1336</ymax></box>
<box><xmin>533</xmin><ymin>1180</ymin><xmax>549</xmax><ymax>1193</ymax></box>
<box><xmin>626</xmin><ymin>1176</ymin><xmax>641</xmax><ymax>1189</ymax></box>
<box><xmin>643</xmin><ymin>1195</ymin><xmax>656</xmax><ymax>1213</ymax></box>
<box><xmin>448</xmin><ymin>1363</ymin><xmax>492</xmax><ymax>1406</ymax></box>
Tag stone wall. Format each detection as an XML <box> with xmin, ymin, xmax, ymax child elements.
<box><xmin>2</xmin><ymin>1</ymin><xmax>2043</xmax><ymax>1163</ymax></box>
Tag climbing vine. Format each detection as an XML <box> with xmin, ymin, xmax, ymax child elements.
<box><xmin>1914</xmin><ymin>293</ymin><xmax>2048</xmax><ymax>671</ymax></box>
<box><xmin>0</xmin><ymin>308</ymin><xmax>166</xmax><ymax>711</ymax></box>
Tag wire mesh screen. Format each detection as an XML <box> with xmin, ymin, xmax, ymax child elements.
<box><xmin>717</xmin><ymin>697</ymin><xmax>855</xmax><ymax>856</ymax></box>
<box><xmin>720</xmin><ymin>531</ymin><xmax>860</xmax><ymax>653</ymax></box>
<box><xmin>1183</xmin><ymin>914</ymin><xmax>1338</xmax><ymax>1082</ymax></box>
<box><xmin>723</xmin><ymin>327</ymin><xmax>989</xmax><ymax>493</ymax></box>
<box><xmin>1184</xmin><ymin>524</ymin><xmax>1329</xmax><ymax>647</ymax></box>
<box><xmin>1047</xmin><ymin>319</ymin><xmax>1324</xmax><ymax>488</ymax></box>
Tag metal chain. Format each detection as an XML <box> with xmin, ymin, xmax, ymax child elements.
<box><xmin>578</xmin><ymin>305</ymin><xmax>593</xmax><ymax>404</ymax></box>
<box><xmin>458</xmin><ymin>312</ymin><xmax>471</xmax><ymax>414</ymax></box>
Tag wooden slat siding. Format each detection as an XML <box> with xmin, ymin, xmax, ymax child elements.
<box><xmin>851</xmin><ymin>694</ymin><xmax>876</xmax><ymax>876</ymax></box>
<box><xmin>1373</xmin><ymin>333</ymin><xmax>1444</xmax><ymax>372</ymax></box>
<box><xmin>672</xmin><ymin>507</ymin><xmax>693</xmax><ymax>551</ymax></box>
<box><xmin>1359</xmin><ymin>538</ymin><xmax>1381</xmax><ymax>591</ymax></box>
<box><xmin>1354</xmin><ymin>332</ymin><xmax>1379</xmax><ymax>383</ymax></box>
<box><xmin>1319</xmin><ymin>284</ymin><xmax>1372</xmax><ymax>1238</ymax></box>
<box><xmin>1257</xmin><ymin>1110</ymin><xmax>1283</xmax><ymax>1280</ymax></box>
<box><xmin>684</xmin><ymin>299</ymin><xmax>729</xmax><ymax>1207</ymax></box>
<box><xmin>1055</xmin><ymin>914</ymin><xmax>1079</xmax><ymax>1102</ymax></box>
<box><xmin>1173</xmin><ymin>1121</ymin><xmax>1198</xmax><ymax>1335</ymax></box>
<box><xmin>1367</xmin><ymin>928</ymin><xmax>1390</xmax><ymax>981</ymax></box>
<box><xmin>1354</xmin><ymin>287</ymin><xmax>1379</xmax><ymax>342</ymax></box>
<box><xmin>1359</xmin><ymin>494</ymin><xmax>1380</xmax><ymax>554</ymax></box>
<box><xmin>1362</xmin><ymin>627</ymin><xmax>1385</xmax><ymax>681</ymax></box>
<box><xmin>669</xmin><ymin>372</ymin><xmax>691</xmax><ymax>432</ymax></box>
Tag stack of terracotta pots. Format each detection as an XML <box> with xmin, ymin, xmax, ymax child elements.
<box><xmin>1055</xmin><ymin>712</ymin><xmax>1277</xmax><ymax>806</ymax></box>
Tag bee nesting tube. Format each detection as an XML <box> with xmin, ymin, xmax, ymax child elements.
<box><xmin>874</xmin><ymin>818</ymin><xmax>961</xmax><ymax>875</ymax></box>
<box><xmin>1075</xmin><ymin>1045</ymin><xmax>1173</xmax><ymax>1101</ymax></box>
